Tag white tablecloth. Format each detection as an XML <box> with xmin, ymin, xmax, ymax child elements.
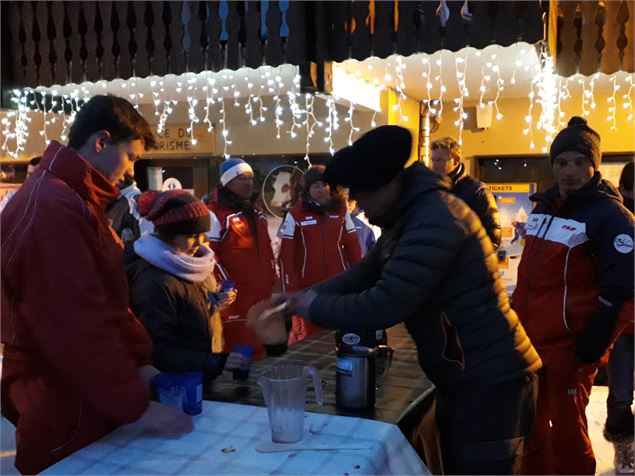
<box><xmin>43</xmin><ymin>401</ymin><xmax>429</xmax><ymax>475</ymax></box>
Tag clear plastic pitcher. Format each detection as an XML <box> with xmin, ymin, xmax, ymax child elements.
<box><xmin>257</xmin><ymin>365</ymin><xmax>323</xmax><ymax>443</ymax></box>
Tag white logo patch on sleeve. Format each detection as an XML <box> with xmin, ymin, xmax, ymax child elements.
<box><xmin>614</xmin><ymin>234</ymin><xmax>634</xmax><ymax>254</ymax></box>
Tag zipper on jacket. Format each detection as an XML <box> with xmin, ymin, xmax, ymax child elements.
<box><xmin>523</xmin><ymin>213</ymin><xmax>556</xmax><ymax>310</ymax></box>
<box><xmin>320</xmin><ymin>214</ymin><xmax>328</xmax><ymax>278</ymax></box>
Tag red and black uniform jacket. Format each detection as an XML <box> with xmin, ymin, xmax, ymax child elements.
<box><xmin>513</xmin><ymin>173</ymin><xmax>634</xmax><ymax>365</ymax></box>
<box><xmin>1</xmin><ymin>142</ymin><xmax>152</xmax><ymax>474</ymax></box>
<box><xmin>206</xmin><ymin>188</ymin><xmax>276</xmax><ymax>357</ymax></box>
<box><xmin>278</xmin><ymin>198</ymin><xmax>362</xmax><ymax>292</ymax></box>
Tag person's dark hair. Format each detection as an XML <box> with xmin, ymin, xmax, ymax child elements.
<box><xmin>68</xmin><ymin>95</ymin><xmax>157</xmax><ymax>150</ymax></box>
<box><xmin>619</xmin><ymin>161</ymin><xmax>634</xmax><ymax>192</ymax></box>
<box><xmin>29</xmin><ymin>156</ymin><xmax>42</xmax><ymax>166</ymax></box>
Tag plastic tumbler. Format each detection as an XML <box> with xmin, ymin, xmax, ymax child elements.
<box><xmin>178</xmin><ymin>372</ymin><xmax>204</xmax><ymax>415</ymax></box>
<box><xmin>232</xmin><ymin>344</ymin><xmax>255</xmax><ymax>381</ymax></box>
<box><xmin>220</xmin><ymin>280</ymin><xmax>236</xmax><ymax>292</ymax></box>
<box><xmin>153</xmin><ymin>372</ymin><xmax>184</xmax><ymax>410</ymax></box>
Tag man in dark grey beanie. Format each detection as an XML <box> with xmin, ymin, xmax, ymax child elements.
<box><xmin>514</xmin><ymin>117</ymin><xmax>634</xmax><ymax>474</ymax></box>
<box><xmin>258</xmin><ymin>125</ymin><xmax>543</xmax><ymax>474</ymax></box>
<box><xmin>549</xmin><ymin>116</ymin><xmax>602</xmax><ymax>170</ymax></box>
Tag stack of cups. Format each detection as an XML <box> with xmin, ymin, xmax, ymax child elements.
<box><xmin>153</xmin><ymin>371</ymin><xmax>204</xmax><ymax>415</ymax></box>
<box><xmin>178</xmin><ymin>372</ymin><xmax>203</xmax><ymax>415</ymax></box>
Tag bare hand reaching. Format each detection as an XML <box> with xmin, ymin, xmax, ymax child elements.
<box><xmin>134</xmin><ymin>401</ymin><xmax>194</xmax><ymax>437</ymax></box>
<box><xmin>247</xmin><ymin>296</ymin><xmax>290</xmax><ymax>346</ymax></box>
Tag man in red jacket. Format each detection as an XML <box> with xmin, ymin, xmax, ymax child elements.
<box><xmin>278</xmin><ymin>165</ymin><xmax>362</xmax><ymax>343</ymax></box>
<box><xmin>206</xmin><ymin>158</ymin><xmax>277</xmax><ymax>359</ymax></box>
<box><xmin>1</xmin><ymin>95</ymin><xmax>192</xmax><ymax>474</ymax></box>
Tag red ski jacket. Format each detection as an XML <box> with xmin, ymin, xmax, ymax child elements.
<box><xmin>1</xmin><ymin>142</ymin><xmax>151</xmax><ymax>474</ymax></box>
<box><xmin>278</xmin><ymin>200</ymin><xmax>362</xmax><ymax>292</ymax></box>
<box><xmin>206</xmin><ymin>189</ymin><xmax>276</xmax><ymax>358</ymax></box>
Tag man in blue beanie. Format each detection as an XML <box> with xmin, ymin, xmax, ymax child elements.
<box><xmin>514</xmin><ymin>117</ymin><xmax>634</xmax><ymax>475</ymax></box>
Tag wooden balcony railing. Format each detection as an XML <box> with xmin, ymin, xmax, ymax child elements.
<box><xmin>1</xmin><ymin>1</ymin><xmax>547</xmax><ymax>96</ymax></box>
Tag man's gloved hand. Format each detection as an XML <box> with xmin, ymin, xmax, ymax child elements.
<box><xmin>575</xmin><ymin>297</ymin><xmax>621</xmax><ymax>364</ymax></box>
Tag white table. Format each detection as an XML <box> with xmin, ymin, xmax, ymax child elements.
<box><xmin>43</xmin><ymin>401</ymin><xmax>429</xmax><ymax>475</ymax></box>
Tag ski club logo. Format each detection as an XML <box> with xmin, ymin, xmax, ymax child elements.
<box><xmin>613</xmin><ymin>234</ymin><xmax>634</xmax><ymax>254</ymax></box>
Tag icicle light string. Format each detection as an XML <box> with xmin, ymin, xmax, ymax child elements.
<box><xmin>324</xmin><ymin>96</ymin><xmax>335</xmax><ymax>154</ymax></box>
<box><xmin>523</xmin><ymin>80</ymin><xmax>537</xmax><ymax>150</ymax></box>
<box><xmin>452</xmin><ymin>52</ymin><xmax>469</xmax><ymax>146</ymax></box>
<box><xmin>219</xmin><ymin>97</ymin><xmax>231</xmax><ymax>159</ymax></box>
<box><xmin>346</xmin><ymin>100</ymin><xmax>359</xmax><ymax>146</ymax></box>
<box><xmin>436</xmin><ymin>56</ymin><xmax>445</xmax><ymax>120</ymax></box>
<box><xmin>395</xmin><ymin>56</ymin><xmax>408</xmax><ymax>122</ymax></box>
<box><xmin>304</xmin><ymin>94</ymin><xmax>314</xmax><ymax>164</ymax></box>
<box><xmin>624</xmin><ymin>75</ymin><xmax>634</xmax><ymax>122</ymax></box>
<box><xmin>492</xmin><ymin>50</ymin><xmax>504</xmax><ymax>121</ymax></box>
<box><xmin>607</xmin><ymin>75</ymin><xmax>618</xmax><ymax>130</ymax></box>
<box><xmin>3</xmin><ymin>63</ymin><xmax>634</xmax><ymax>160</ymax></box>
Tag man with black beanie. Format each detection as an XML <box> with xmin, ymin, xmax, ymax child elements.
<box><xmin>260</xmin><ymin>125</ymin><xmax>543</xmax><ymax>475</ymax></box>
<box><xmin>513</xmin><ymin>117</ymin><xmax>634</xmax><ymax>475</ymax></box>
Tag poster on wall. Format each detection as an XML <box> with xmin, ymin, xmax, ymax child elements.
<box><xmin>488</xmin><ymin>183</ymin><xmax>537</xmax><ymax>295</ymax></box>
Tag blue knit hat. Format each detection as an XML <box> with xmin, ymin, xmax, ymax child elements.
<box><xmin>220</xmin><ymin>158</ymin><xmax>253</xmax><ymax>186</ymax></box>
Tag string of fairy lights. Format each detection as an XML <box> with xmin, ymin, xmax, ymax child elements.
<box><xmin>1</xmin><ymin>45</ymin><xmax>634</xmax><ymax>161</ymax></box>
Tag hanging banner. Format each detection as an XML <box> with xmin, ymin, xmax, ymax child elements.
<box><xmin>488</xmin><ymin>183</ymin><xmax>537</xmax><ymax>295</ymax></box>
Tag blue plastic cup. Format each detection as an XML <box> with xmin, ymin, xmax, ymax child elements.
<box><xmin>220</xmin><ymin>279</ymin><xmax>236</xmax><ymax>292</ymax></box>
<box><xmin>178</xmin><ymin>372</ymin><xmax>204</xmax><ymax>415</ymax></box>
<box><xmin>232</xmin><ymin>344</ymin><xmax>255</xmax><ymax>381</ymax></box>
<box><xmin>153</xmin><ymin>372</ymin><xmax>184</xmax><ymax>410</ymax></box>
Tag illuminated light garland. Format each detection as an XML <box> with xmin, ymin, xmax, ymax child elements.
<box><xmin>395</xmin><ymin>56</ymin><xmax>408</xmax><ymax>122</ymax></box>
<box><xmin>606</xmin><ymin>75</ymin><xmax>618</xmax><ymax>130</ymax></box>
<box><xmin>436</xmin><ymin>56</ymin><xmax>445</xmax><ymax>120</ymax></box>
<box><xmin>287</xmin><ymin>74</ymin><xmax>304</xmax><ymax>140</ymax></box>
<box><xmin>579</xmin><ymin>77</ymin><xmax>589</xmax><ymax>117</ymax></box>
<box><xmin>287</xmin><ymin>91</ymin><xmax>302</xmax><ymax>139</ymax></box>
<box><xmin>624</xmin><ymin>75</ymin><xmax>634</xmax><ymax>122</ymax></box>
<box><xmin>219</xmin><ymin>97</ymin><xmax>231</xmax><ymax>159</ymax></box>
<box><xmin>345</xmin><ymin>100</ymin><xmax>359</xmax><ymax>146</ymax></box>
<box><xmin>255</xmin><ymin>96</ymin><xmax>267</xmax><ymax>123</ymax></box>
<box><xmin>324</xmin><ymin>96</ymin><xmax>335</xmax><ymax>154</ymax></box>
<box><xmin>186</xmin><ymin>95</ymin><xmax>199</xmax><ymax>146</ymax></box>
<box><xmin>452</xmin><ymin>53</ymin><xmax>469</xmax><ymax>146</ymax></box>
<box><xmin>303</xmin><ymin>94</ymin><xmax>319</xmax><ymax>164</ymax></box>
<box><xmin>3</xmin><ymin>56</ymin><xmax>634</xmax><ymax>163</ymax></box>
<box><xmin>492</xmin><ymin>50</ymin><xmax>505</xmax><ymax>121</ymax></box>
<box><xmin>203</xmin><ymin>76</ymin><xmax>215</xmax><ymax>133</ymax></box>
<box><xmin>523</xmin><ymin>82</ymin><xmax>537</xmax><ymax>150</ymax></box>
<box><xmin>534</xmin><ymin>47</ymin><xmax>558</xmax><ymax>152</ymax></box>
<box><xmin>588</xmin><ymin>74</ymin><xmax>598</xmax><ymax>113</ymax></box>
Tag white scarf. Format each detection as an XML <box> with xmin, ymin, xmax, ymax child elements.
<box><xmin>134</xmin><ymin>234</ymin><xmax>216</xmax><ymax>283</ymax></box>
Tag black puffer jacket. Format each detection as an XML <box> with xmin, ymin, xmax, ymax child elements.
<box><xmin>124</xmin><ymin>247</ymin><xmax>227</xmax><ymax>380</ymax></box>
<box><xmin>449</xmin><ymin>162</ymin><xmax>502</xmax><ymax>249</ymax></box>
<box><xmin>310</xmin><ymin>163</ymin><xmax>541</xmax><ymax>393</ymax></box>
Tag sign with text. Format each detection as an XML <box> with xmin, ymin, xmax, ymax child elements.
<box><xmin>149</xmin><ymin>125</ymin><xmax>215</xmax><ymax>156</ymax></box>
<box><xmin>488</xmin><ymin>182</ymin><xmax>536</xmax><ymax>295</ymax></box>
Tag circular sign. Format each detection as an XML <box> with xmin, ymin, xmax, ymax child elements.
<box><xmin>162</xmin><ymin>177</ymin><xmax>183</xmax><ymax>191</ymax></box>
<box><xmin>261</xmin><ymin>165</ymin><xmax>304</xmax><ymax>218</ymax></box>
